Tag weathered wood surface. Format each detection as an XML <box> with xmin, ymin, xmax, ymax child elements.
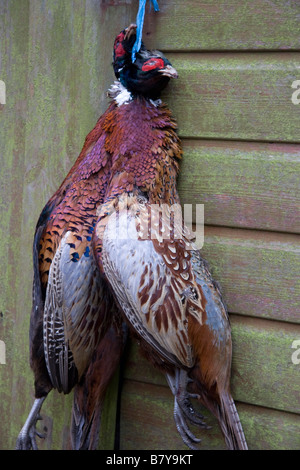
<box><xmin>0</xmin><ymin>0</ymin><xmax>138</xmax><ymax>450</ymax></box>
<box><xmin>178</xmin><ymin>140</ymin><xmax>300</xmax><ymax>234</ymax></box>
<box><xmin>161</xmin><ymin>53</ymin><xmax>300</xmax><ymax>142</ymax></box>
<box><xmin>124</xmin><ymin>315</ymin><xmax>300</xmax><ymax>415</ymax></box>
<box><xmin>120</xmin><ymin>379</ymin><xmax>300</xmax><ymax>450</ymax></box>
<box><xmin>199</xmin><ymin>227</ymin><xmax>300</xmax><ymax>324</ymax></box>
<box><xmin>1</xmin><ymin>0</ymin><xmax>299</xmax><ymax>452</ymax></box>
<box><xmin>0</xmin><ymin>0</ymin><xmax>31</xmax><ymax>451</ymax></box>
<box><xmin>121</xmin><ymin>313</ymin><xmax>300</xmax><ymax>450</ymax></box>
<box><xmin>143</xmin><ymin>0</ymin><xmax>300</xmax><ymax>51</ymax></box>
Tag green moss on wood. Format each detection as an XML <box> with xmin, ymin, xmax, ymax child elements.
<box><xmin>178</xmin><ymin>141</ymin><xmax>300</xmax><ymax>233</ymax></box>
<box><xmin>144</xmin><ymin>0</ymin><xmax>300</xmax><ymax>51</ymax></box>
<box><xmin>162</xmin><ymin>53</ymin><xmax>300</xmax><ymax>142</ymax></box>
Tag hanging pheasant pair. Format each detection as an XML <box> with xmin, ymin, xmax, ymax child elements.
<box><xmin>16</xmin><ymin>11</ymin><xmax>248</xmax><ymax>451</ymax></box>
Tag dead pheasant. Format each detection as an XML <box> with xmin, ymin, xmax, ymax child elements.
<box><xmin>93</xmin><ymin>29</ymin><xmax>248</xmax><ymax>450</ymax></box>
<box><xmin>15</xmin><ymin>25</ymin><xmax>141</xmax><ymax>451</ymax></box>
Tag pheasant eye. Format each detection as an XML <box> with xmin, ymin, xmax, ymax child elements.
<box><xmin>142</xmin><ymin>58</ymin><xmax>165</xmax><ymax>72</ymax></box>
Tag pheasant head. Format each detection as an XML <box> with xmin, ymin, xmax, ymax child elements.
<box><xmin>112</xmin><ymin>24</ymin><xmax>178</xmax><ymax>100</ymax></box>
<box><xmin>113</xmin><ymin>24</ymin><xmax>138</xmax><ymax>79</ymax></box>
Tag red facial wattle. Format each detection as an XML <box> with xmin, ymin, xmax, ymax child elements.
<box><xmin>114</xmin><ymin>33</ymin><xmax>126</xmax><ymax>58</ymax></box>
<box><xmin>142</xmin><ymin>57</ymin><xmax>165</xmax><ymax>72</ymax></box>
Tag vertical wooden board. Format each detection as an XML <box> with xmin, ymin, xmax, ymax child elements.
<box><xmin>0</xmin><ymin>0</ymin><xmax>30</xmax><ymax>450</ymax></box>
<box><xmin>162</xmin><ymin>53</ymin><xmax>300</xmax><ymax>142</ymax></box>
<box><xmin>143</xmin><ymin>0</ymin><xmax>300</xmax><ymax>51</ymax></box>
<box><xmin>178</xmin><ymin>140</ymin><xmax>300</xmax><ymax>233</ymax></box>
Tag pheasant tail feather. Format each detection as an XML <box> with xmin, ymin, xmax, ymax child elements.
<box><xmin>219</xmin><ymin>393</ymin><xmax>248</xmax><ymax>450</ymax></box>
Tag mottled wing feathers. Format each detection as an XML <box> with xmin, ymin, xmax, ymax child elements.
<box><xmin>29</xmin><ymin>199</ymin><xmax>61</xmax><ymax>396</ymax></box>
<box><xmin>30</xmin><ymin>109</ymin><xmax>113</xmax><ymax>394</ymax></box>
<box><xmin>37</xmin><ymin>170</ymin><xmax>110</xmax><ymax>292</ymax></box>
<box><xmin>100</xmin><ymin>195</ymin><xmax>204</xmax><ymax>369</ymax></box>
<box><xmin>43</xmin><ymin>236</ymin><xmax>77</xmax><ymax>393</ymax></box>
<box><xmin>43</xmin><ymin>232</ymin><xmax>110</xmax><ymax>393</ymax></box>
<box><xmin>60</xmin><ymin>232</ymin><xmax>110</xmax><ymax>376</ymax></box>
<box><xmin>190</xmin><ymin>249</ymin><xmax>229</xmax><ymax>335</ymax></box>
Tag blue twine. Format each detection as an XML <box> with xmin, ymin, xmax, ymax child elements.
<box><xmin>132</xmin><ymin>0</ymin><xmax>159</xmax><ymax>62</ymax></box>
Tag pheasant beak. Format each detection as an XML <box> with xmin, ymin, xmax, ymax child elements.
<box><xmin>159</xmin><ymin>64</ymin><xmax>178</xmax><ymax>79</ymax></box>
<box><xmin>124</xmin><ymin>23</ymin><xmax>137</xmax><ymax>40</ymax></box>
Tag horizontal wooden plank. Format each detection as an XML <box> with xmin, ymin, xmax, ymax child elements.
<box><xmin>143</xmin><ymin>0</ymin><xmax>300</xmax><ymax>51</ymax></box>
<box><xmin>123</xmin><ymin>315</ymin><xmax>300</xmax><ymax>414</ymax></box>
<box><xmin>200</xmin><ymin>227</ymin><xmax>300</xmax><ymax>323</ymax></box>
<box><xmin>161</xmin><ymin>53</ymin><xmax>300</xmax><ymax>142</ymax></box>
<box><xmin>120</xmin><ymin>380</ymin><xmax>300</xmax><ymax>450</ymax></box>
<box><xmin>230</xmin><ymin>315</ymin><xmax>300</xmax><ymax>414</ymax></box>
<box><xmin>178</xmin><ymin>140</ymin><xmax>300</xmax><ymax>234</ymax></box>
<box><xmin>120</xmin><ymin>379</ymin><xmax>227</xmax><ymax>450</ymax></box>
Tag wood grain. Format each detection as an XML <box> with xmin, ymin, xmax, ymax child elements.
<box><xmin>119</xmin><ymin>379</ymin><xmax>300</xmax><ymax>450</ymax></box>
<box><xmin>143</xmin><ymin>0</ymin><xmax>300</xmax><ymax>51</ymax></box>
<box><xmin>230</xmin><ymin>315</ymin><xmax>300</xmax><ymax>414</ymax></box>
<box><xmin>0</xmin><ymin>0</ymin><xmax>137</xmax><ymax>450</ymax></box>
<box><xmin>1</xmin><ymin>0</ymin><xmax>299</xmax><ymax>452</ymax></box>
<box><xmin>0</xmin><ymin>0</ymin><xmax>30</xmax><ymax>450</ymax></box>
<box><xmin>120</xmin><ymin>379</ymin><xmax>227</xmax><ymax>450</ymax></box>
<box><xmin>200</xmin><ymin>227</ymin><xmax>300</xmax><ymax>324</ymax></box>
<box><xmin>178</xmin><ymin>140</ymin><xmax>300</xmax><ymax>234</ymax></box>
<box><xmin>161</xmin><ymin>53</ymin><xmax>300</xmax><ymax>142</ymax></box>
<box><xmin>123</xmin><ymin>314</ymin><xmax>300</xmax><ymax>414</ymax></box>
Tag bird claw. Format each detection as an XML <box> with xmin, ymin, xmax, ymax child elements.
<box><xmin>16</xmin><ymin>429</ymin><xmax>37</xmax><ymax>450</ymax></box>
<box><xmin>167</xmin><ymin>370</ymin><xmax>209</xmax><ymax>427</ymax></box>
<box><xmin>179</xmin><ymin>396</ymin><xmax>208</xmax><ymax>427</ymax></box>
<box><xmin>16</xmin><ymin>420</ymin><xmax>46</xmax><ymax>450</ymax></box>
<box><xmin>166</xmin><ymin>370</ymin><xmax>212</xmax><ymax>449</ymax></box>
<box><xmin>174</xmin><ymin>399</ymin><xmax>201</xmax><ymax>450</ymax></box>
<box><xmin>16</xmin><ymin>397</ymin><xmax>47</xmax><ymax>450</ymax></box>
<box><xmin>35</xmin><ymin>430</ymin><xmax>46</xmax><ymax>440</ymax></box>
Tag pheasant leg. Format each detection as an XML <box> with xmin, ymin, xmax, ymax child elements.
<box><xmin>173</xmin><ymin>398</ymin><xmax>201</xmax><ymax>450</ymax></box>
<box><xmin>166</xmin><ymin>371</ymin><xmax>207</xmax><ymax>426</ymax></box>
<box><xmin>166</xmin><ymin>370</ymin><xmax>209</xmax><ymax>449</ymax></box>
<box><xmin>16</xmin><ymin>396</ymin><xmax>47</xmax><ymax>450</ymax></box>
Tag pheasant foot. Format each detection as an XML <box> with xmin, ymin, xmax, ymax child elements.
<box><xmin>16</xmin><ymin>396</ymin><xmax>47</xmax><ymax>450</ymax></box>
